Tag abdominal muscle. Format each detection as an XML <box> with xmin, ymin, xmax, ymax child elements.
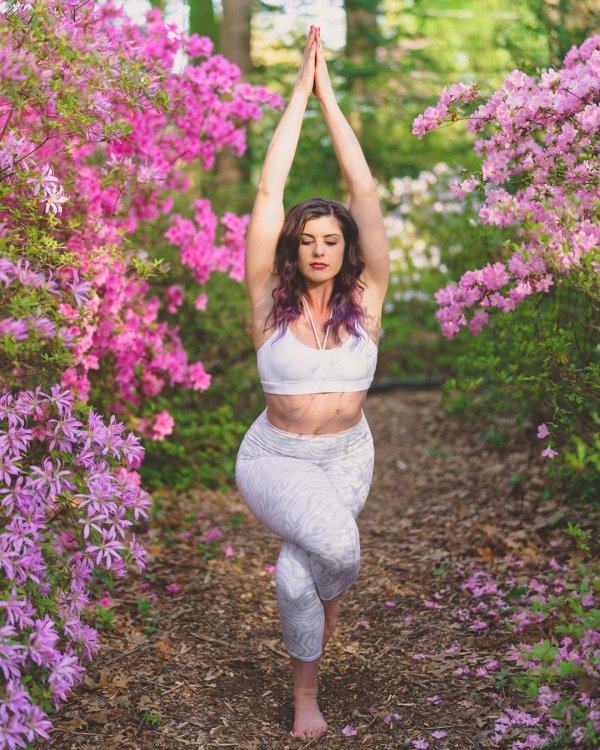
<box><xmin>264</xmin><ymin>390</ymin><xmax>368</xmax><ymax>435</ymax></box>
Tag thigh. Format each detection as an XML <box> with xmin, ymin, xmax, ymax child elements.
<box><xmin>319</xmin><ymin>439</ymin><xmax>375</xmax><ymax>518</ymax></box>
<box><xmin>236</xmin><ymin>454</ymin><xmax>357</xmax><ymax>551</ymax></box>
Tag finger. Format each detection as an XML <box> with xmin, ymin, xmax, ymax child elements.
<box><xmin>306</xmin><ymin>35</ymin><xmax>317</xmax><ymax>66</ymax></box>
<box><xmin>316</xmin><ymin>29</ymin><xmax>325</xmax><ymax>62</ymax></box>
<box><xmin>303</xmin><ymin>26</ymin><xmax>314</xmax><ymax>56</ymax></box>
<box><xmin>304</xmin><ymin>29</ymin><xmax>316</xmax><ymax>60</ymax></box>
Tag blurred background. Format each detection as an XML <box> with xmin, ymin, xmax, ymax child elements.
<box><xmin>124</xmin><ymin>0</ymin><xmax>598</xmax><ymax>498</ymax></box>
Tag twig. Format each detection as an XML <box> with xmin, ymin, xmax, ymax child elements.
<box><xmin>157</xmin><ymin>681</ymin><xmax>187</xmax><ymax>698</ymax></box>
<box><xmin>190</xmin><ymin>632</ymin><xmax>231</xmax><ymax>648</ymax></box>
<box><xmin>105</xmin><ymin>641</ymin><xmax>149</xmax><ymax>665</ymax></box>
<box><xmin>301</xmin><ymin>734</ymin><xmax>328</xmax><ymax>748</ymax></box>
<box><xmin>133</xmin><ymin>714</ymin><xmax>146</xmax><ymax>739</ymax></box>
<box><xmin>263</xmin><ymin>641</ymin><xmax>289</xmax><ymax>659</ymax></box>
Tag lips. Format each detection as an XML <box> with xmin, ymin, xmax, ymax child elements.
<box><xmin>310</xmin><ymin>263</ymin><xmax>328</xmax><ymax>269</ymax></box>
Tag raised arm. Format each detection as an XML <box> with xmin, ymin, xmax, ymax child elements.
<box><xmin>244</xmin><ymin>28</ymin><xmax>317</xmax><ymax>305</ymax></box>
<box><xmin>313</xmin><ymin>28</ymin><xmax>390</xmax><ymax>297</ymax></box>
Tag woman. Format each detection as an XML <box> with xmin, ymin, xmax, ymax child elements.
<box><xmin>235</xmin><ymin>26</ymin><xmax>390</xmax><ymax>741</ymax></box>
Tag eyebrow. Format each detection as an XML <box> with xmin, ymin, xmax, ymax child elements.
<box><xmin>301</xmin><ymin>232</ymin><xmax>342</xmax><ymax>238</ymax></box>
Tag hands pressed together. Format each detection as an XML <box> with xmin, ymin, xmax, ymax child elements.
<box><xmin>294</xmin><ymin>25</ymin><xmax>334</xmax><ymax>104</ymax></box>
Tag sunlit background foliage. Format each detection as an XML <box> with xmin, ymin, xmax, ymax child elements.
<box><xmin>134</xmin><ymin>0</ymin><xmax>599</xmax><ymax>504</ymax></box>
<box><xmin>1</xmin><ymin>0</ymin><xmax>598</xmax><ymax>746</ymax></box>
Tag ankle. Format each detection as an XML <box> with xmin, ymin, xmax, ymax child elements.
<box><xmin>294</xmin><ymin>684</ymin><xmax>318</xmax><ymax>700</ymax></box>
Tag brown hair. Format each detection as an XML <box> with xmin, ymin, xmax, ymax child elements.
<box><xmin>264</xmin><ymin>198</ymin><xmax>366</xmax><ymax>346</ymax></box>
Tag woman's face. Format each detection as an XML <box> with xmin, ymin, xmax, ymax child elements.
<box><xmin>297</xmin><ymin>215</ymin><xmax>345</xmax><ymax>285</ymax></box>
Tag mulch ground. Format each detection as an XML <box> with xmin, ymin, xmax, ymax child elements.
<box><xmin>47</xmin><ymin>389</ymin><xmax>594</xmax><ymax>750</ymax></box>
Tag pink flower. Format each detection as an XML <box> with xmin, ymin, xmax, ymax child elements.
<box><xmin>355</xmin><ymin>619</ymin><xmax>370</xmax><ymax>628</ymax></box>
<box><xmin>164</xmin><ymin>284</ymin><xmax>184</xmax><ymax>313</ymax></box>
<box><xmin>195</xmin><ymin>293</ymin><xmax>208</xmax><ymax>311</ymax></box>
<box><xmin>263</xmin><ymin>564</ymin><xmax>276</xmax><ymax>574</ymax></box>
<box><xmin>220</xmin><ymin>540</ymin><xmax>235</xmax><ymax>558</ymax></box>
<box><xmin>384</xmin><ymin>601</ymin><xmax>397</xmax><ymax>608</ymax></box>
<box><xmin>541</xmin><ymin>446</ymin><xmax>559</xmax><ymax>458</ymax></box>
<box><xmin>432</xmin><ymin>730</ymin><xmax>448</xmax><ymax>739</ymax></box>
<box><xmin>426</xmin><ymin>695</ymin><xmax>441</xmax><ymax>704</ymax></box>
<box><xmin>187</xmin><ymin>361</ymin><xmax>211</xmax><ymax>391</ymax></box>
<box><xmin>200</xmin><ymin>527</ymin><xmax>222</xmax><ymax>543</ymax></box>
<box><xmin>151</xmin><ymin>410</ymin><xmax>174</xmax><ymax>440</ymax></box>
<box><xmin>342</xmin><ymin>724</ymin><xmax>357</xmax><ymax>736</ymax></box>
<box><xmin>165</xmin><ymin>583</ymin><xmax>180</xmax><ymax>593</ymax></box>
<box><xmin>470</xmin><ymin>619</ymin><xmax>488</xmax><ymax>630</ymax></box>
<box><xmin>412</xmin><ymin>740</ymin><xmax>429</xmax><ymax>749</ymax></box>
<box><xmin>536</xmin><ymin>423</ymin><xmax>549</xmax><ymax>439</ymax></box>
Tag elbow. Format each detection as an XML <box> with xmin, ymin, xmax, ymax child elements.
<box><xmin>349</xmin><ymin>180</ymin><xmax>378</xmax><ymax>199</ymax></box>
<box><xmin>256</xmin><ymin>182</ymin><xmax>283</xmax><ymax>201</ymax></box>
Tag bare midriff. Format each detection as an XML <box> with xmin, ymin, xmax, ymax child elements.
<box><xmin>264</xmin><ymin>390</ymin><xmax>368</xmax><ymax>435</ymax></box>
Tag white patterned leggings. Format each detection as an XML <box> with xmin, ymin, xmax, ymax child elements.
<box><xmin>235</xmin><ymin>408</ymin><xmax>375</xmax><ymax>661</ymax></box>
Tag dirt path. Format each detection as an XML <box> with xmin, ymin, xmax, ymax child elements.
<box><xmin>48</xmin><ymin>390</ymin><xmax>583</xmax><ymax>750</ymax></box>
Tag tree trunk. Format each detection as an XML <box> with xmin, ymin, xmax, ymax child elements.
<box><xmin>188</xmin><ymin>0</ymin><xmax>219</xmax><ymax>51</ymax></box>
<box><xmin>148</xmin><ymin>0</ymin><xmax>167</xmax><ymax>14</ymax></box>
<box><xmin>216</xmin><ymin>0</ymin><xmax>252</xmax><ymax>187</ymax></box>
<box><xmin>545</xmin><ymin>0</ymin><xmax>600</xmax><ymax>65</ymax></box>
<box><xmin>344</xmin><ymin>0</ymin><xmax>381</xmax><ymax>155</ymax></box>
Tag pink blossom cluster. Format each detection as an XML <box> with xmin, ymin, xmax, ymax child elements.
<box><xmin>164</xmin><ymin>201</ymin><xmax>250</xmax><ymax>285</ymax></box>
<box><xmin>1</xmin><ymin>0</ymin><xmax>282</xmax><ymax>420</ymax></box>
<box><xmin>0</xmin><ymin>385</ymin><xmax>151</xmax><ymax>748</ymax></box>
<box><xmin>412</xmin><ymin>36</ymin><xmax>600</xmax><ymax>340</ymax></box>
<box><xmin>0</xmin><ymin>257</ymin><xmax>91</xmax><ymax>342</ymax></box>
<box><xmin>452</xmin><ymin>559</ymin><xmax>598</xmax><ymax>748</ymax></box>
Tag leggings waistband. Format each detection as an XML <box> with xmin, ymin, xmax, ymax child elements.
<box><xmin>263</xmin><ymin>408</ymin><xmax>367</xmax><ymax>438</ymax></box>
<box><xmin>237</xmin><ymin>408</ymin><xmax>373</xmax><ymax>463</ymax></box>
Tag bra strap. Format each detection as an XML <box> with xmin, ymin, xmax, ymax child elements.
<box><xmin>302</xmin><ymin>296</ymin><xmax>329</xmax><ymax>350</ymax></box>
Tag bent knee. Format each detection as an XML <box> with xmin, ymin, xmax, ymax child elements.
<box><xmin>315</xmin><ymin>527</ymin><xmax>361</xmax><ymax>574</ymax></box>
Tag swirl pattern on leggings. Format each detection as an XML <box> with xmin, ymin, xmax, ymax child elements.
<box><xmin>235</xmin><ymin>409</ymin><xmax>374</xmax><ymax>661</ymax></box>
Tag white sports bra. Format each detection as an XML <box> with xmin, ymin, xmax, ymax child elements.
<box><xmin>256</xmin><ymin>297</ymin><xmax>378</xmax><ymax>395</ymax></box>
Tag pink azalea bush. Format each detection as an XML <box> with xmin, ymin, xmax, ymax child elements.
<box><xmin>1</xmin><ymin>0</ymin><xmax>282</xmax><ymax>744</ymax></box>
<box><xmin>0</xmin><ymin>385</ymin><xmax>150</xmax><ymax>747</ymax></box>
<box><xmin>413</xmin><ymin>35</ymin><xmax>599</xmax><ymax>479</ymax></box>
<box><xmin>1</xmin><ymin>0</ymin><xmax>281</xmax><ymax>433</ymax></box>
<box><xmin>413</xmin><ymin>37</ymin><xmax>598</xmax><ymax>343</ymax></box>
<box><xmin>453</xmin><ymin>557</ymin><xmax>599</xmax><ymax>748</ymax></box>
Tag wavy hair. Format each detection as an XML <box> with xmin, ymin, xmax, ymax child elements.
<box><xmin>264</xmin><ymin>198</ymin><xmax>366</xmax><ymax>347</ymax></box>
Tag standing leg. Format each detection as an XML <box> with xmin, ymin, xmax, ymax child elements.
<box><xmin>236</xmin><ymin>454</ymin><xmax>363</xmax><ymax>740</ymax></box>
<box><xmin>319</xmin><ymin>438</ymin><xmax>375</xmax><ymax>648</ymax></box>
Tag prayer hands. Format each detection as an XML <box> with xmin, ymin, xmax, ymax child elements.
<box><xmin>294</xmin><ymin>26</ymin><xmax>335</xmax><ymax>103</ymax></box>
<box><xmin>294</xmin><ymin>26</ymin><xmax>317</xmax><ymax>98</ymax></box>
<box><xmin>313</xmin><ymin>27</ymin><xmax>335</xmax><ymax>104</ymax></box>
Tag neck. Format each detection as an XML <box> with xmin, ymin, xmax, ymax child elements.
<box><xmin>302</xmin><ymin>282</ymin><xmax>334</xmax><ymax>316</ymax></box>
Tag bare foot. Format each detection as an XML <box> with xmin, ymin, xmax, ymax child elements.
<box><xmin>322</xmin><ymin>596</ymin><xmax>341</xmax><ymax>648</ymax></box>
<box><xmin>292</xmin><ymin>688</ymin><xmax>328</xmax><ymax>740</ymax></box>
